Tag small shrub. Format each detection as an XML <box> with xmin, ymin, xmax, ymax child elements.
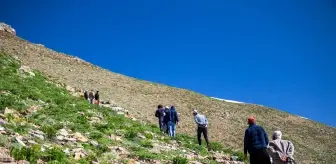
<box><xmin>144</xmin><ymin>133</ymin><xmax>154</xmax><ymax>140</ymax></box>
<box><xmin>209</xmin><ymin>142</ymin><xmax>224</xmax><ymax>151</ymax></box>
<box><xmin>10</xmin><ymin>144</ymin><xmax>42</xmax><ymax>163</ymax></box>
<box><xmin>0</xmin><ymin>135</ymin><xmax>10</xmax><ymax>148</ymax></box>
<box><xmin>124</xmin><ymin>130</ymin><xmax>137</xmax><ymax>140</ymax></box>
<box><xmin>172</xmin><ymin>156</ymin><xmax>188</xmax><ymax>164</ymax></box>
<box><xmin>135</xmin><ymin>150</ymin><xmax>158</xmax><ymax>160</ymax></box>
<box><xmin>89</xmin><ymin>131</ymin><xmax>104</xmax><ymax>140</ymax></box>
<box><xmin>41</xmin><ymin>125</ymin><xmax>57</xmax><ymax>139</ymax></box>
<box><xmin>140</xmin><ymin>139</ymin><xmax>153</xmax><ymax>148</ymax></box>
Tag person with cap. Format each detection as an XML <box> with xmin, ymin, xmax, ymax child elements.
<box><xmin>155</xmin><ymin>105</ymin><xmax>166</xmax><ymax>132</ymax></box>
<box><xmin>267</xmin><ymin>131</ymin><xmax>296</xmax><ymax>164</ymax></box>
<box><xmin>244</xmin><ymin>116</ymin><xmax>271</xmax><ymax>164</ymax></box>
<box><xmin>193</xmin><ymin>109</ymin><xmax>210</xmax><ymax>150</ymax></box>
<box><xmin>163</xmin><ymin>106</ymin><xmax>170</xmax><ymax>134</ymax></box>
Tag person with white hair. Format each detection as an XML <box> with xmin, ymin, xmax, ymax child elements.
<box><xmin>267</xmin><ymin>131</ymin><xmax>296</xmax><ymax>164</ymax></box>
<box><xmin>193</xmin><ymin>109</ymin><xmax>210</xmax><ymax>150</ymax></box>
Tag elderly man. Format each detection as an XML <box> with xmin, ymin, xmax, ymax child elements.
<box><xmin>193</xmin><ymin>110</ymin><xmax>210</xmax><ymax>150</ymax></box>
<box><xmin>244</xmin><ymin>116</ymin><xmax>271</xmax><ymax>164</ymax></box>
<box><xmin>267</xmin><ymin>131</ymin><xmax>296</xmax><ymax>164</ymax></box>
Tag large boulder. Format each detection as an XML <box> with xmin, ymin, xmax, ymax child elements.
<box><xmin>0</xmin><ymin>23</ymin><xmax>16</xmax><ymax>35</ymax></box>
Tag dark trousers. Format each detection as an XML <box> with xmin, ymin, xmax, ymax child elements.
<box><xmin>197</xmin><ymin>127</ymin><xmax>209</xmax><ymax>146</ymax></box>
<box><xmin>158</xmin><ymin>120</ymin><xmax>164</xmax><ymax>131</ymax></box>
<box><xmin>249</xmin><ymin>148</ymin><xmax>271</xmax><ymax>164</ymax></box>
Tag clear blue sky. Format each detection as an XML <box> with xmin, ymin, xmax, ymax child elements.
<box><xmin>1</xmin><ymin>0</ymin><xmax>335</xmax><ymax>127</ymax></box>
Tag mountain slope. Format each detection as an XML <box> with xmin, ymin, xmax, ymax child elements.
<box><xmin>0</xmin><ymin>28</ymin><xmax>335</xmax><ymax>163</ymax></box>
<box><xmin>0</xmin><ymin>52</ymin><xmax>245</xmax><ymax>163</ymax></box>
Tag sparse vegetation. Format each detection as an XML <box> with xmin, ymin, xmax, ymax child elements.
<box><xmin>0</xmin><ymin>53</ymin><xmax>247</xmax><ymax>163</ymax></box>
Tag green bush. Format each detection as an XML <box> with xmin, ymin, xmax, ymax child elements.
<box><xmin>124</xmin><ymin>130</ymin><xmax>137</xmax><ymax>140</ymax></box>
<box><xmin>209</xmin><ymin>142</ymin><xmax>224</xmax><ymax>151</ymax></box>
<box><xmin>172</xmin><ymin>156</ymin><xmax>188</xmax><ymax>164</ymax></box>
<box><xmin>140</xmin><ymin>139</ymin><xmax>153</xmax><ymax>148</ymax></box>
<box><xmin>41</xmin><ymin>125</ymin><xmax>57</xmax><ymax>139</ymax></box>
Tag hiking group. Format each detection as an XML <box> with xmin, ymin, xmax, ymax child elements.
<box><xmin>155</xmin><ymin>105</ymin><xmax>296</xmax><ymax>164</ymax></box>
<box><xmin>84</xmin><ymin>90</ymin><xmax>100</xmax><ymax>104</ymax></box>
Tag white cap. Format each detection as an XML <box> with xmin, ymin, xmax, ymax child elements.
<box><xmin>272</xmin><ymin>131</ymin><xmax>282</xmax><ymax>139</ymax></box>
<box><xmin>193</xmin><ymin>109</ymin><xmax>198</xmax><ymax>114</ymax></box>
<box><xmin>165</xmin><ymin>106</ymin><xmax>170</xmax><ymax>109</ymax></box>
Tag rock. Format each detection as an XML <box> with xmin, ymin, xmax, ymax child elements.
<box><xmin>0</xmin><ymin>118</ymin><xmax>7</xmax><ymax>125</ymax></box>
<box><xmin>15</xmin><ymin>137</ymin><xmax>26</xmax><ymax>147</ymax></box>
<box><xmin>58</xmin><ymin>129</ymin><xmax>69</xmax><ymax>136</ymax></box>
<box><xmin>4</xmin><ymin>107</ymin><xmax>14</xmax><ymax>115</ymax></box>
<box><xmin>90</xmin><ymin>140</ymin><xmax>99</xmax><ymax>147</ymax></box>
<box><xmin>63</xmin><ymin>148</ymin><xmax>70</xmax><ymax>155</ymax></box>
<box><xmin>64</xmin><ymin>137</ymin><xmax>76</xmax><ymax>142</ymax></box>
<box><xmin>127</xmin><ymin>159</ymin><xmax>141</xmax><ymax>164</ymax></box>
<box><xmin>66</xmin><ymin>85</ymin><xmax>75</xmax><ymax>93</ymax></box>
<box><xmin>75</xmin><ymin>152</ymin><xmax>85</xmax><ymax>160</ymax></box>
<box><xmin>31</xmin><ymin>133</ymin><xmax>44</xmax><ymax>140</ymax></box>
<box><xmin>137</xmin><ymin>133</ymin><xmax>146</xmax><ymax>139</ymax></box>
<box><xmin>56</xmin><ymin>135</ymin><xmax>64</xmax><ymax>141</ymax></box>
<box><xmin>0</xmin><ymin>126</ymin><xmax>5</xmax><ymax>131</ymax></box>
<box><xmin>110</xmin><ymin>146</ymin><xmax>130</xmax><ymax>155</ymax></box>
<box><xmin>74</xmin><ymin>132</ymin><xmax>88</xmax><ymax>142</ymax></box>
<box><xmin>19</xmin><ymin>66</ymin><xmax>35</xmax><ymax>77</ymax></box>
<box><xmin>17</xmin><ymin>160</ymin><xmax>30</xmax><ymax>164</ymax></box>
<box><xmin>28</xmin><ymin>140</ymin><xmax>38</xmax><ymax>145</ymax></box>
<box><xmin>0</xmin><ymin>23</ymin><xmax>16</xmax><ymax>35</ymax></box>
<box><xmin>110</xmin><ymin>134</ymin><xmax>123</xmax><ymax>142</ymax></box>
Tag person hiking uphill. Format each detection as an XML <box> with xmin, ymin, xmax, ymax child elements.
<box><xmin>94</xmin><ymin>91</ymin><xmax>100</xmax><ymax>104</ymax></box>
<box><xmin>267</xmin><ymin>131</ymin><xmax>296</xmax><ymax>164</ymax></box>
<box><xmin>88</xmin><ymin>90</ymin><xmax>94</xmax><ymax>104</ymax></box>
<box><xmin>164</xmin><ymin>106</ymin><xmax>179</xmax><ymax>138</ymax></box>
<box><xmin>163</xmin><ymin>106</ymin><xmax>170</xmax><ymax>134</ymax></box>
<box><xmin>155</xmin><ymin>105</ymin><xmax>166</xmax><ymax>132</ymax></box>
<box><xmin>244</xmin><ymin>116</ymin><xmax>271</xmax><ymax>164</ymax></box>
<box><xmin>84</xmin><ymin>90</ymin><xmax>88</xmax><ymax>100</ymax></box>
<box><xmin>193</xmin><ymin>110</ymin><xmax>210</xmax><ymax>150</ymax></box>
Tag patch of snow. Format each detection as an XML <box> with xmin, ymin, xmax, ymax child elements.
<box><xmin>298</xmin><ymin>116</ymin><xmax>309</xmax><ymax>120</ymax></box>
<box><xmin>210</xmin><ymin>97</ymin><xmax>245</xmax><ymax>104</ymax></box>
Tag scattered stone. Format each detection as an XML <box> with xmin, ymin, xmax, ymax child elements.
<box><xmin>110</xmin><ymin>134</ymin><xmax>123</xmax><ymax>142</ymax></box>
<box><xmin>0</xmin><ymin>118</ymin><xmax>7</xmax><ymax>125</ymax></box>
<box><xmin>90</xmin><ymin>140</ymin><xmax>99</xmax><ymax>147</ymax></box>
<box><xmin>4</xmin><ymin>107</ymin><xmax>14</xmax><ymax>115</ymax></box>
<box><xmin>56</xmin><ymin>135</ymin><xmax>64</xmax><ymax>141</ymax></box>
<box><xmin>137</xmin><ymin>133</ymin><xmax>146</xmax><ymax>139</ymax></box>
<box><xmin>64</xmin><ymin>137</ymin><xmax>76</xmax><ymax>142</ymax></box>
<box><xmin>0</xmin><ymin>126</ymin><xmax>5</xmax><ymax>131</ymax></box>
<box><xmin>74</xmin><ymin>132</ymin><xmax>88</xmax><ymax>142</ymax></box>
<box><xmin>58</xmin><ymin>129</ymin><xmax>69</xmax><ymax>136</ymax></box>
<box><xmin>15</xmin><ymin>137</ymin><xmax>26</xmax><ymax>147</ymax></box>
<box><xmin>0</xmin><ymin>23</ymin><xmax>16</xmax><ymax>35</ymax></box>
<box><xmin>28</xmin><ymin>140</ymin><xmax>38</xmax><ymax>145</ymax></box>
<box><xmin>19</xmin><ymin>66</ymin><xmax>35</xmax><ymax>77</ymax></box>
<box><xmin>66</xmin><ymin>85</ymin><xmax>75</xmax><ymax>93</ymax></box>
<box><xmin>63</xmin><ymin>148</ymin><xmax>70</xmax><ymax>155</ymax></box>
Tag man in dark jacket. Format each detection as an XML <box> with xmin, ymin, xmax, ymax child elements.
<box><xmin>164</xmin><ymin>106</ymin><xmax>179</xmax><ymax>138</ymax></box>
<box><xmin>84</xmin><ymin>90</ymin><xmax>88</xmax><ymax>100</ymax></box>
<box><xmin>163</xmin><ymin>106</ymin><xmax>170</xmax><ymax>134</ymax></box>
<box><xmin>94</xmin><ymin>91</ymin><xmax>100</xmax><ymax>104</ymax></box>
<box><xmin>88</xmin><ymin>90</ymin><xmax>94</xmax><ymax>104</ymax></box>
<box><xmin>155</xmin><ymin>105</ymin><xmax>165</xmax><ymax>132</ymax></box>
<box><xmin>244</xmin><ymin>116</ymin><xmax>271</xmax><ymax>164</ymax></box>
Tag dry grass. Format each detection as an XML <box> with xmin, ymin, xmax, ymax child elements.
<box><xmin>1</xmin><ymin>31</ymin><xmax>335</xmax><ymax>163</ymax></box>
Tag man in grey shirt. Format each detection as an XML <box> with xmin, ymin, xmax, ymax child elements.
<box><xmin>193</xmin><ymin>110</ymin><xmax>210</xmax><ymax>149</ymax></box>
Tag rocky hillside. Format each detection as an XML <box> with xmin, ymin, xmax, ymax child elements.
<box><xmin>0</xmin><ymin>53</ymin><xmax>245</xmax><ymax>163</ymax></box>
<box><xmin>0</xmin><ymin>23</ymin><xmax>335</xmax><ymax>163</ymax></box>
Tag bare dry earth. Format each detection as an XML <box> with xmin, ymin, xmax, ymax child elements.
<box><xmin>1</xmin><ymin>31</ymin><xmax>335</xmax><ymax>164</ymax></box>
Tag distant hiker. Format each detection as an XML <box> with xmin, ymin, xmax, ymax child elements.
<box><xmin>84</xmin><ymin>90</ymin><xmax>88</xmax><ymax>100</ymax></box>
<box><xmin>88</xmin><ymin>90</ymin><xmax>94</xmax><ymax>104</ymax></box>
<box><xmin>163</xmin><ymin>106</ymin><xmax>170</xmax><ymax>134</ymax></box>
<box><xmin>244</xmin><ymin>116</ymin><xmax>271</xmax><ymax>164</ymax></box>
<box><xmin>164</xmin><ymin>106</ymin><xmax>179</xmax><ymax>138</ymax></box>
<box><xmin>94</xmin><ymin>91</ymin><xmax>100</xmax><ymax>104</ymax></box>
<box><xmin>267</xmin><ymin>131</ymin><xmax>296</xmax><ymax>164</ymax></box>
<box><xmin>193</xmin><ymin>110</ymin><xmax>210</xmax><ymax>149</ymax></box>
<box><xmin>155</xmin><ymin>105</ymin><xmax>166</xmax><ymax>132</ymax></box>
